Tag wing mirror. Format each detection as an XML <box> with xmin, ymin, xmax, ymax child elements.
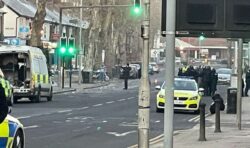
<box><xmin>198</xmin><ymin>88</ymin><xmax>205</xmax><ymax>96</ymax></box>
<box><xmin>155</xmin><ymin>85</ymin><xmax>161</xmax><ymax>90</ymax></box>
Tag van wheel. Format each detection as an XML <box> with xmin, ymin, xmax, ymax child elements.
<box><xmin>47</xmin><ymin>87</ymin><xmax>53</xmax><ymax>101</ymax></box>
<box><xmin>14</xmin><ymin>96</ymin><xmax>19</xmax><ymax>104</ymax></box>
<box><xmin>34</xmin><ymin>94</ymin><xmax>41</xmax><ymax>103</ymax></box>
<box><xmin>34</xmin><ymin>85</ymin><xmax>41</xmax><ymax>103</ymax></box>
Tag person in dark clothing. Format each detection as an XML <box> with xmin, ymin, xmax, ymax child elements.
<box><xmin>178</xmin><ymin>68</ymin><xmax>183</xmax><ymax>76</ymax></box>
<box><xmin>0</xmin><ymin>83</ymin><xmax>8</xmax><ymax>124</ymax></box>
<box><xmin>209</xmin><ymin>94</ymin><xmax>225</xmax><ymax>114</ymax></box>
<box><xmin>138</xmin><ymin>68</ymin><xmax>141</xmax><ymax>79</ymax></box>
<box><xmin>245</xmin><ymin>69</ymin><xmax>250</xmax><ymax>96</ymax></box>
<box><xmin>201</xmin><ymin>66</ymin><xmax>211</xmax><ymax>96</ymax></box>
<box><xmin>123</xmin><ymin>64</ymin><xmax>131</xmax><ymax>90</ymax></box>
<box><xmin>210</xmin><ymin>69</ymin><xmax>218</xmax><ymax>96</ymax></box>
<box><xmin>242</xmin><ymin>78</ymin><xmax>245</xmax><ymax>97</ymax></box>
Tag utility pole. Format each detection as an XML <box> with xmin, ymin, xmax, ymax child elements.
<box><xmin>138</xmin><ymin>0</ymin><xmax>150</xmax><ymax>147</ymax></box>
<box><xmin>237</xmin><ymin>39</ymin><xmax>243</xmax><ymax>130</ymax></box>
<box><xmin>164</xmin><ymin>0</ymin><xmax>176</xmax><ymax>147</ymax></box>
<box><xmin>78</xmin><ymin>0</ymin><xmax>83</xmax><ymax>84</ymax></box>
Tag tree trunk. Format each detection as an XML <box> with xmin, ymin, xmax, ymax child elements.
<box><xmin>30</xmin><ymin>0</ymin><xmax>47</xmax><ymax>47</ymax></box>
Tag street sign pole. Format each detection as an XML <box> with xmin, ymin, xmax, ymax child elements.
<box><xmin>138</xmin><ymin>0</ymin><xmax>150</xmax><ymax>147</ymax></box>
<box><xmin>78</xmin><ymin>0</ymin><xmax>83</xmax><ymax>84</ymax></box>
<box><xmin>237</xmin><ymin>38</ymin><xmax>243</xmax><ymax>130</ymax></box>
<box><xmin>164</xmin><ymin>0</ymin><xmax>176</xmax><ymax>147</ymax></box>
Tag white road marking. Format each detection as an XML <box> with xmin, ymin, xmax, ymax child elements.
<box><xmin>76</xmin><ymin>106</ymin><xmax>89</xmax><ymax>110</ymax></box>
<box><xmin>24</xmin><ymin>125</ymin><xmax>39</xmax><ymax>129</ymax></box>
<box><xmin>107</xmin><ymin>130</ymin><xmax>136</xmax><ymax>137</ymax></box>
<box><xmin>118</xmin><ymin>99</ymin><xmax>126</xmax><ymax>102</ymax></box>
<box><xmin>119</xmin><ymin>122</ymin><xmax>138</xmax><ymax>127</ymax></box>
<box><xmin>106</xmin><ymin>101</ymin><xmax>114</xmax><ymax>104</ymax></box>
<box><xmin>194</xmin><ymin>113</ymin><xmax>210</xmax><ymax>122</ymax></box>
<box><xmin>58</xmin><ymin>110</ymin><xmax>72</xmax><ymax>113</ymax></box>
<box><xmin>18</xmin><ymin>116</ymin><xmax>31</xmax><ymax>119</ymax></box>
<box><xmin>127</xmin><ymin>97</ymin><xmax>135</xmax><ymax>100</ymax></box>
<box><xmin>188</xmin><ymin>115</ymin><xmax>200</xmax><ymax>122</ymax></box>
<box><xmin>93</xmin><ymin>104</ymin><xmax>103</xmax><ymax>107</ymax></box>
<box><xmin>155</xmin><ymin>120</ymin><xmax>161</xmax><ymax>123</ymax></box>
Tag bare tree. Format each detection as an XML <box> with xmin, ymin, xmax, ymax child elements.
<box><xmin>30</xmin><ymin>0</ymin><xmax>47</xmax><ymax>47</ymax></box>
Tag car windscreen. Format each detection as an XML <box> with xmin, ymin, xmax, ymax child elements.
<box><xmin>217</xmin><ymin>69</ymin><xmax>232</xmax><ymax>74</ymax></box>
<box><xmin>162</xmin><ymin>80</ymin><xmax>197</xmax><ymax>91</ymax></box>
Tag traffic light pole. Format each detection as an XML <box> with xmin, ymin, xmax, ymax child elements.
<box><xmin>78</xmin><ymin>0</ymin><xmax>83</xmax><ymax>85</ymax></box>
<box><xmin>62</xmin><ymin>56</ymin><xmax>65</xmax><ymax>89</ymax></box>
<box><xmin>70</xmin><ymin>58</ymin><xmax>72</xmax><ymax>88</ymax></box>
<box><xmin>138</xmin><ymin>0</ymin><xmax>150</xmax><ymax>147</ymax></box>
<box><xmin>164</xmin><ymin>0</ymin><xmax>176</xmax><ymax>147</ymax></box>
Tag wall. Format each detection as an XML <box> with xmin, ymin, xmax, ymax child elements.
<box><xmin>2</xmin><ymin>5</ymin><xmax>18</xmax><ymax>37</ymax></box>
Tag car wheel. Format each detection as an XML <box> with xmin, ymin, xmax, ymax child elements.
<box><xmin>47</xmin><ymin>87</ymin><xmax>53</xmax><ymax>102</ymax></box>
<box><xmin>13</xmin><ymin>130</ymin><xmax>24</xmax><ymax>148</ymax></box>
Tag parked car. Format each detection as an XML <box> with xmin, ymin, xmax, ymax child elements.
<box><xmin>149</xmin><ymin>62</ymin><xmax>160</xmax><ymax>73</ymax></box>
<box><xmin>217</xmin><ymin>68</ymin><xmax>232</xmax><ymax>85</ymax></box>
<box><xmin>148</xmin><ymin>64</ymin><xmax>154</xmax><ymax>75</ymax></box>
<box><xmin>119</xmin><ymin>65</ymin><xmax>138</xmax><ymax>79</ymax></box>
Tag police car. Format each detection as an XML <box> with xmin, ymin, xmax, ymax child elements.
<box><xmin>155</xmin><ymin>77</ymin><xmax>204</xmax><ymax>113</ymax></box>
<box><xmin>0</xmin><ymin>115</ymin><xmax>25</xmax><ymax>148</ymax></box>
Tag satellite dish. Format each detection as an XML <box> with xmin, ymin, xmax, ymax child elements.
<box><xmin>0</xmin><ymin>1</ymin><xmax>4</xmax><ymax>9</ymax></box>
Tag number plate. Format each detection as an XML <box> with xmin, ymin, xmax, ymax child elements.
<box><xmin>174</xmin><ymin>100</ymin><xmax>184</xmax><ymax>104</ymax></box>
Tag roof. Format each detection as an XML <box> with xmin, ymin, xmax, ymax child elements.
<box><xmin>0</xmin><ymin>45</ymin><xmax>43</xmax><ymax>54</ymax></box>
<box><xmin>2</xmin><ymin>0</ymin><xmax>86</xmax><ymax>27</ymax></box>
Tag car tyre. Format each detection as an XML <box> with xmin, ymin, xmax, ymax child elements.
<box><xmin>13</xmin><ymin>129</ymin><xmax>24</xmax><ymax>148</ymax></box>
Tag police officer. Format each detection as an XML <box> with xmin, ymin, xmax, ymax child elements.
<box><xmin>0</xmin><ymin>69</ymin><xmax>8</xmax><ymax>123</ymax></box>
<box><xmin>123</xmin><ymin>64</ymin><xmax>131</xmax><ymax>90</ymax></box>
<box><xmin>245</xmin><ymin>69</ymin><xmax>250</xmax><ymax>96</ymax></box>
<box><xmin>210</xmin><ymin>68</ymin><xmax>218</xmax><ymax>96</ymax></box>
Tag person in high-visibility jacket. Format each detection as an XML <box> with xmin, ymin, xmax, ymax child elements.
<box><xmin>0</xmin><ymin>69</ymin><xmax>8</xmax><ymax>123</ymax></box>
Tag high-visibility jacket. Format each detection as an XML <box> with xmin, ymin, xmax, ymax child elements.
<box><xmin>182</xmin><ymin>66</ymin><xmax>189</xmax><ymax>73</ymax></box>
<box><xmin>0</xmin><ymin>78</ymin><xmax>10</xmax><ymax>98</ymax></box>
<box><xmin>0</xmin><ymin>118</ymin><xmax>18</xmax><ymax>147</ymax></box>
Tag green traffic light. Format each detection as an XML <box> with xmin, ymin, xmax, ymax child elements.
<box><xmin>134</xmin><ymin>7</ymin><xmax>140</xmax><ymax>14</ymax></box>
<box><xmin>199</xmin><ymin>35</ymin><xmax>205</xmax><ymax>41</ymax></box>
<box><xmin>131</xmin><ymin>5</ymin><xmax>142</xmax><ymax>16</ymax></box>
<box><xmin>69</xmin><ymin>47</ymin><xmax>74</xmax><ymax>54</ymax></box>
<box><xmin>60</xmin><ymin>47</ymin><xmax>66</xmax><ymax>53</ymax></box>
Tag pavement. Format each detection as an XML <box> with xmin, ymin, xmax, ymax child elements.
<box><xmin>52</xmin><ymin>80</ymin><xmax>112</xmax><ymax>94</ymax></box>
<box><xmin>150</xmin><ymin>97</ymin><xmax>250</xmax><ymax>148</ymax></box>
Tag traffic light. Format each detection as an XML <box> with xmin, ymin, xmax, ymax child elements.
<box><xmin>60</xmin><ymin>37</ymin><xmax>67</xmax><ymax>55</ymax></box>
<box><xmin>199</xmin><ymin>35</ymin><xmax>205</xmax><ymax>41</ymax></box>
<box><xmin>68</xmin><ymin>37</ymin><xmax>75</xmax><ymax>56</ymax></box>
<box><xmin>131</xmin><ymin>0</ymin><xmax>142</xmax><ymax>16</ymax></box>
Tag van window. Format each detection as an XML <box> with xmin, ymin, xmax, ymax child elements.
<box><xmin>33</xmin><ymin>58</ymin><xmax>40</xmax><ymax>73</ymax></box>
<box><xmin>39</xmin><ymin>58</ymin><xmax>48</xmax><ymax>74</ymax></box>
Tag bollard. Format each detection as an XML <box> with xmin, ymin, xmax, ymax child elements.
<box><xmin>199</xmin><ymin>103</ymin><xmax>206</xmax><ymax>141</ymax></box>
<box><xmin>214</xmin><ymin>99</ymin><xmax>221</xmax><ymax>133</ymax></box>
